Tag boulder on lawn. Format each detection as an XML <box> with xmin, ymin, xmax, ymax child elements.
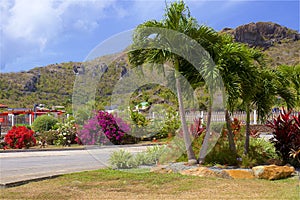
<box><xmin>180</xmin><ymin>167</ymin><xmax>217</xmax><ymax>177</ymax></box>
<box><xmin>180</xmin><ymin>167</ymin><xmax>233</xmax><ymax>179</ymax></box>
<box><xmin>252</xmin><ymin>165</ymin><xmax>295</xmax><ymax>180</ymax></box>
<box><xmin>150</xmin><ymin>165</ymin><xmax>173</xmax><ymax>174</ymax></box>
<box><xmin>223</xmin><ymin>169</ymin><xmax>255</xmax><ymax>179</ymax></box>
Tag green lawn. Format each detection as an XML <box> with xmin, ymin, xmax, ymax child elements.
<box><xmin>1</xmin><ymin>169</ymin><xmax>299</xmax><ymax>200</ymax></box>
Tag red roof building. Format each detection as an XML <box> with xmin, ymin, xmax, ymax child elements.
<box><xmin>0</xmin><ymin>104</ymin><xmax>8</xmax><ymax>108</ymax></box>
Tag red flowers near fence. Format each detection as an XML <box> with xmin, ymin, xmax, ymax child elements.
<box><xmin>4</xmin><ymin>126</ymin><xmax>36</xmax><ymax>149</ymax></box>
<box><xmin>266</xmin><ymin>109</ymin><xmax>300</xmax><ymax>166</ymax></box>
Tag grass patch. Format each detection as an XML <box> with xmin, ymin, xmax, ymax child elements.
<box><xmin>1</xmin><ymin>168</ymin><xmax>299</xmax><ymax>199</ymax></box>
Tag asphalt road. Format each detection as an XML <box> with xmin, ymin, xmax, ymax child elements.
<box><xmin>0</xmin><ymin>145</ymin><xmax>148</xmax><ymax>187</ymax></box>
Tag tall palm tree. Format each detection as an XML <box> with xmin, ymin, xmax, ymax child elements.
<box><xmin>128</xmin><ymin>1</ymin><xmax>201</xmax><ymax>163</ymax></box>
<box><xmin>129</xmin><ymin>1</ymin><xmax>269</xmax><ymax>163</ymax></box>
<box><xmin>213</xmin><ymin>35</ymin><xmax>264</xmax><ymax>155</ymax></box>
<box><xmin>245</xmin><ymin>66</ymin><xmax>296</xmax><ymax>155</ymax></box>
<box><xmin>277</xmin><ymin>65</ymin><xmax>300</xmax><ymax>109</ymax></box>
<box><xmin>238</xmin><ymin>48</ymin><xmax>264</xmax><ymax>155</ymax></box>
<box><xmin>213</xmin><ymin>35</ymin><xmax>246</xmax><ymax>154</ymax></box>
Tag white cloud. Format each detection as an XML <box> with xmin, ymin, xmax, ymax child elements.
<box><xmin>2</xmin><ymin>0</ymin><xmax>120</xmax><ymax>45</ymax></box>
<box><xmin>0</xmin><ymin>0</ymin><xmax>121</xmax><ymax>71</ymax></box>
<box><xmin>0</xmin><ymin>0</ymin><xmax>247</xmax><ymax>72</ymax></box>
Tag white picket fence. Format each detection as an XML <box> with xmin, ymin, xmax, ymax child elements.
<box><xmin>185</xmin><ymin>111</ymin><xmax>257</xmax><ymax>124</ymax></box>
<box><xmin>147</xmin><ymin>110</ymin><xmax>299</xmax><ymax>125</ymax></box>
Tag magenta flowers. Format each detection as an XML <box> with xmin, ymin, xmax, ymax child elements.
<box><xmin>77</xmin><ymin>111</ymin><xmax>131</xmax><ymax>145</ymax></box>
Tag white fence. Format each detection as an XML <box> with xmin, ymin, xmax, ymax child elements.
<box><xmin>147</xmin><ymin>110</ymin><xmax>299</xmax><ymax>125</ymax></box>
<box><xmin>185</xmin><ymin>111</ymin><xmax>257</xmax><ymax>124</ymax></box>
<box><xmin>0</xmin><ymin>113</ymin><xmax>69</xmax><ymax>133</ymax></box>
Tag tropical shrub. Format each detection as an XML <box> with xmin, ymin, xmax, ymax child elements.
<box><xmin>241</xmin><ymin>138</ymin><xmax>279</xmax><ymax>168</ymax></box>
<box><xmin>159</xmin><ymin>108</ymin><xmax>181</xmax><ymax>139</ymax></box>
<box><xmin>205</xmin><ymin>136</ymin><xmax>278</xmax><ymax>167</ymax></box>
<box><xmin>176</xmin><ymin>118</ymin><xmax>206</xmax><ymax>162</ymax></box>
<box><xmin>130</xmin><ymin>111</ymin><xmax>149</xmax><ymax>128</ymax></box>
<box><xmin>53</xmin><ymin>119</ymin><xmax>78</xmax><ymax>146</ymax></box>
<box><xmin>143</xmin><ymin>145</ymin><xmax>168</xmax><ymax>164</ymax></box>
<box><xmin>109</xmin><ymin>145</ymin><xmax>168</xmax><ymax>169</ymax></box>
<box><xmin>77</xmin><ymin>114</ymin><xmax>107</xmax><ymax>145</ymax></box>
<box><xmin>78</xmin><ymin>111</ymin><xmax>133</xmax><ymax>145</ymax></box>
<box><xmin>178</xmin><ymin>117</ymin><xmax>206</xmax><ymax>139</ymax></box>
<box><xmin>266</xmin><ymin>109</ymin><xmax>300</xmax><ymax>166</ymax></box>
<box><xmin>205</xmin><ymin>141</ymin><xmax>239</xmax><ymax>166</ymax></box>
<box><xmin>109</xmin><ymin>149</ymin><xmax>137</xmax><ymax>169</ymax></box>
<box><xmin>97</xmin><ymin>111</ymin><xmax>131</xmax><ymax>145</ymax></box>
<box><xmin>0</xmin><ymin>140</ymin><xmax>6</xmax><ymax>149</ymax></box>
<box><xmin>222</xmin><ymin>118</ymin><xmax>243</xmax><ymax>142</ymax></box>
<box><xmin>35</xmin><ymin>130</ymin><xmax>57</xmax><ymax>146</ymax></box>
<box><xmin>134</xmin><ymin>152</ymin><xmax>152</xmax><ymax>166</ymax></box>
<box><xmin>4</xmin><ymin>126</ymin><xmax>36</xmax><ymax>149</ymax></box>
<box><xmin>129</xmin><ymin>111</ymin><xmax>150</xmax><ymax>139</ymax></box>
<box><xmin>191</xmin><ymin>118</ymin><xmax>279</xmax><ymax>167</ymax></box>
<box><xmin>31</xmin><ymin>115</ymin><xmax>58</xmax><ymax>132</ymax></box>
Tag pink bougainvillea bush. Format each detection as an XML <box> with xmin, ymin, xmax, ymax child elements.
<box><xmin>77</xmin><ymin>111</ymin><xmax>131</xmax><ymax>145</ymax></box>
<box><xmin>4</xmin><ymin>126</ymin><xmax>36</xmax><ymax>149</ymax></box>
<box><xmin>76</xmin><ymin>114</ymin><xmax>106</xmax><ymax>145</ymax></box>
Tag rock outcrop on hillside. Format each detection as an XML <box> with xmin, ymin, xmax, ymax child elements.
<box><xmin>23</xmin><ymin>74</ymin><xmax>40</xmax><ymax>92</ymax></box>
<box><xmin>222</xmin><ymin>22</ymin><xmax>300</xmax><ymax>49</ymax></box>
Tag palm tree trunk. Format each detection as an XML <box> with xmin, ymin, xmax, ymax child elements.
<box><xmin>244</xmin><ymin>105</ymin><xmax>251</xmax><ymax>155</ymax></box>
<box><xmin>198</xmin><ymin>97</ymin><xmax>212</xmax><ymax>164</ymax></box>
<box><xmin>225</xmin><ymin>109</ymin><xmax>237</xmax><ymax>154</ymax></box>
<box><xmin>175</xmin><ymin>71</ymin><xmax>197</xmax><ymax>164</ymax></box>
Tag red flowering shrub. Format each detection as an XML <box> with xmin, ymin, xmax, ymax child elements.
<box><xmin>222</xmin><ymin>118</ymin><xmax>243</xmax><ymax>141</ymax></box>
<box><xmin>178</xmin><ymin>117</ymin><xmax>205</xmax><ymax>139</ymax></box>
<box><xmin>266</xmin><ymin>109</ymin><xmax>300</xmax><ymax>166</ymax></box>
<box><xmin>4</xmin><ymin>126</ymin><xmax>36</xmax><ymax>149</ymax></box>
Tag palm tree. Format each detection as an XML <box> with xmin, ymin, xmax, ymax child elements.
<box><xmin>238</xmin><ymin>48</ymin><xmax>264</xmax><ymax>155</ymax></box>
<box><xmin>213</xmin><ymin>35</ymin><xmax>245</xmax><ymax>155</ymax></box>
<box><xmin>128</xmin><ymin>1</ymin><xmax>201</xmax><ymax>163</ymax></box>
<box><xmin>245</xmin><ymin>66</ymin><xmax>296</xmax><ymax>155</ymax></box>
<box><xmin>213</xmin><ymin>35</ymin><xmax>264</xmax><ymax>155</ymax></box>
<box><xmin>277</xmin><ymin>65</ymin><xmax>300</xmax><ymax>109</ymax></box>
<box><xmin>129</xmin><ymin>1</ymin><xmax>271</xmax><ymax>163</ymax></box>
<box><xmin>254</xmin><ymin>68</ymin><xmax>295</xmax><ymax>121</ymax></box>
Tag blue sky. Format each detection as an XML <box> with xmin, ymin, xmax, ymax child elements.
<box><xmin>0</xmin><ymin>0</ymin><xmax>299</xmax><ymax>73</ymax></box>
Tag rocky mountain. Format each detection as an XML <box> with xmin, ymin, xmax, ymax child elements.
<box><xmin>0</xmin><ymin>22</ymin><xmax>299</xmax><ymax>110</ymax></box>
<box><xmin>221</xmin><ymin>22</ymin><xmax>299</xmax><ymax>49</ymax></box>
<box><xmin>221</xmin><ymin>22</ymin><xmax>300</xmax><ymax>67</ymax></box>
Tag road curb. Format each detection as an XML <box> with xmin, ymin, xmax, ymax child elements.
<box><xmin>0</xmin><ymin>147</ymin><xmax>86</xmax><ymax>153</ymax></box>
<box><xmin>0</xmin><ymin>143</ymin><xmax>164</xmax><ymax>153</ymax></box>
<box><xmin>0</xmin><ymin>175</ymin><xmax>61</xmax><ymax>189</ymax></box>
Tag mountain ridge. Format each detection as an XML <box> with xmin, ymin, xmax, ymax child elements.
<box><xmin>0</xmin><ymin>21</ymin><xmax>299</xmax><ymax>109</ymax></box>
<box><xmin>221</xmin><ymin>21</ymin><xmax>299</xmax><ymax>49</ymax></box>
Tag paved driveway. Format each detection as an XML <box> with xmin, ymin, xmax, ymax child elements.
<box><xmin>0</xmin><ymin>145</ymin><xmax>148</xmax><ymax>187</ymax></box>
